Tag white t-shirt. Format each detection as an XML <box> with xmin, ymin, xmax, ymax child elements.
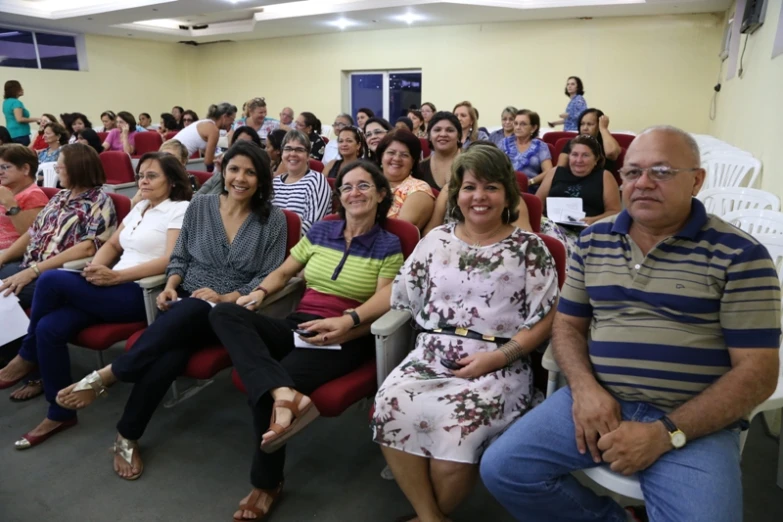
<box><xmin>113</xmin><ymin>198</ymin><xmax>189</xmax><ymax>272</ymax></box>
<box><xmin>174</xmin><ymin>119</ymin><xmax>214</xmax><ymax>155</ymax></box>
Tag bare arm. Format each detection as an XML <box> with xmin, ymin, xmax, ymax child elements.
<box><xmin>557</xmin><ymin>153</ymin><xmax>568</xmax><ymax>167</ymax></box>
<box><xmin>90</xmin><ymin>228</ymin><xmax>181</xmax><ymax>285</ymax></box>
<box><xmin>551</xmin><ymin>312</ymin><xmax>596</xmax><ymax>391</ymax></box>
<box><xmin>423</xmin><ymin>189</ymin><xmax>448</xmax><ymax>236</ymax></box>
<box><xmin>0</xmin><ymin>231</ymin><xmax>31</xmax><ymax>265</ymax></box>
<box><xmin>36</xmin><ymin>240</ymin><xmax>97</xmax><ymax>273</ymax></box>
<box><xmin>398</xmin><ymin>192</ymin><xmax>435</xmax><ymax>230</ymax></box>
<box><xmin>121</xmin><ymin>131</ymin><xmax>135</xmax><ymax>155</ymax></box>
<box><xmin>598</xmin><ymin>116</ymin><xmax>621</xmax><ymax>160</ymax></box>
<box><xmin>513</xmin><ymin>198</ymin><xmax>532</xmax><ymax>232</ymax></box>
<box><xmin>237</xmin><ymin>255</ymin><xmax>307</xmax><ymax>308</ymax></box>
<box><xmin>536</xmin><ymin>168</ymin><xmax>556</xmax><ymax>211</ymax></box>
<box><xmin>13</xmin><ymin>108</ymin><xmax>38</xmax><ymax>124</ymax></box>
<box><xmin>202</xmin><ymin>123</ymin><xmax>220</xmax><ymax>167</ymax></box>
<box><xmin>530</xmin><ymin>159</ymin><xmax>553</xmax><ymax>186</ymax></box>
<box><xmin>322</xmin><ymin>160</ymin><xmax>335</xmax><ymax>179</ymax></box>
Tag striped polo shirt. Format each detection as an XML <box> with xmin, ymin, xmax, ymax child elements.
<box><xmin>558</xmin><ymin>199</ymin><xmax>781</xmax><ymax>411</ymax></box>
<box><xmin>291</xmin><ymin>219</ymin><xmax>404</xmax><ymax>318</ymax></box>
<box><xmin>272</xmin><ymin>170</ymin><xmax>332</xmax><ymax>234</ymax></box>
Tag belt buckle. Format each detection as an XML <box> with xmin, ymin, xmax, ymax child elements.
<box><xmin>455</xmin><ymin>328</ymin><xmax>468</xmax><ymax>337</ymax></box>
<box><xmin>432</xmin><ymin>328</ymin><xmax>443</xmax><ymax>333</ymax></box>
<box><xmin>482</xmin><ymin>334</ymin><xmax>496</xmax><ymax>342</ymax></box>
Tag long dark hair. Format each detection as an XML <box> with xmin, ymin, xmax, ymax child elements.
<box><xmin>577</xmin><ymin>108</ymin><xmax>605</xmax><ymax>148</ymax></box>
<box><xmin>337</xmin><ymin>126</ymin><xmax>367</xmax><ymax>159</ymax></box>
<box><xmin>333</xmin><ymin>159</ymin><xmax>392</xmax><ymax>225</ymax></box>
<box><xmin>376</xmin><ymin>129</ymin><xmax>421</xmax><ymax>176</ymax></box>
<box><xmin>220</xmin><ymin>140</ymin><xmax>274</xmax><ymax>221</ymax></box>
<box><xmin>231</xmin><ymin>125</ymin><xmax>262</xmax><ymax>147</ymax></box>
<box><xmin>135</xmin><ymin>152</ymin><xmax>193</xmax><ymax>202</ymax></box>
<box><xmin>76</xmin><ymin>129</ymin><xmax>104</xmax><ymax>155</ymax></box>
<box><xmin>300</xmin><ymin>112</ymin><xmax>322</xmax><ymax>135</ymax></box>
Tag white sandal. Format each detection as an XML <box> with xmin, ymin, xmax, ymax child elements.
<box><xmin>112</xmin><ymin>435</ymin><xmax>144</xmax><ymax>481</ymax></box>
<box><xmin>56</xmin><ymin>371</ymin><xmax>107</xmax><ymax>410</ymax></box>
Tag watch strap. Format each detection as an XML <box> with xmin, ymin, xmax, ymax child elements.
<box><xmin>659</xmin><ymin>415</ymin><xmax>678</xmax><ymax>433</ymax></box>
<box><xmin>346</xmin><ymin>309</ymin><xmax>360</xmax><ymax>328</ymax></box>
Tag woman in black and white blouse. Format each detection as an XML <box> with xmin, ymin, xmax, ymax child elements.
<box><xmin>56</xmin><ymin>141</ymin><xmax>288</xmax><ymax>481</ymax></box>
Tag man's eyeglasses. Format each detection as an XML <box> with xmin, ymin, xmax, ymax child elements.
<box><xmin>338</xmin><ymin>182</ymin><xmax>375</xmax><ymax>194</ymax></box>
<box><xmin>283</xmin><ymin>146</ymin><xmax>308</xmax><ymax>154</ymax></box>
<box><xmin>618</xmin><ymin>166</ymin><xmax>701</xmax><ymax>182</ymax></box>
<box><xmin>365</xmin><ymin>129</ymin><xmax>387</xmax><ymax>138</ymax></box>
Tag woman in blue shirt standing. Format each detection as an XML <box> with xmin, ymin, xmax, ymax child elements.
<box><xmin>3</xmin><ymin>81</ymin><xmax>39</xmax><ymax>146</ymax></box>
<box><xmin>547</xmin><ymin>76</ymin><xmax>586</xmax><ymax>132</ymax></box>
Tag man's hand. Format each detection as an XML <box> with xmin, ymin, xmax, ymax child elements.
<box><xmin>598</xmin><ymin>421</ymin><xmax>671</xmax><ymax>475</ymax></box>
<box><xmin>571</xmin><ymin>384</ymin><xmax>622</xmax><ymax>463</ymax></box>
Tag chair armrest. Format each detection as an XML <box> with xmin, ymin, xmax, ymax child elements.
<box><xmin>255</xmin><ymin>278</ymin><xmax>305</xmax><ymax>319</ymax></box>
<box><xmin>135</xmin><ymin>274</ymin><xmax>166</xmax><ymax>325</ymax></box>
<box><xmin>541</xmin><ymin>344</ymin><xmax>560</xmax><ymax>372</ymax></box>
<box><xmin>137</xmin><ymin>274</ymin><xmax>167</xmax><ymax>289</ymax></box>
<box><xmin>372</xmin><ymin>309</ymin><xmax>413</xmax><ymax>385</ymax></box>
<box><xmin>542</xmin><ymin>344</ymin><xmax>566</xmax><ymax>398</ymax></box>
<box><xmin>104</xmin><ymin>182</ymin><xmax>137</xmax><ymax>191</ymax></box>
<box><xmin>63</xmin><ymin>257</ymin><xmax>93</xmax><ymax>270</ymax></box>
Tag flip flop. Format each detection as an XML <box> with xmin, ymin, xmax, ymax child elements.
<box><xmin>113</xmin><ymin>435</ymin><xmax>144</xmax><ymax>481</ymax></box>
<box><xmin>9</xmin><ymin>380</ymin><xmax>43</xmax><ymax>402</ymax></box>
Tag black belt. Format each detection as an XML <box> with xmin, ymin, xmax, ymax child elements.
<box><xmin>427</xmin><ymin>326</ymin><xmax>510</xmax><ymax>345</ymax></box>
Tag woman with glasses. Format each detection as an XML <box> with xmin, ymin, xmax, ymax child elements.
<box><xmin>0</xmin><ymin>144</ymin><xmax>48</xmax><ymax>259</ymax></box>
<box><xmin>415</xmin><ymin>111</ymin><xmax>461</xmax><ymax>191</ymax></box>
<box><xmin>209</xmin><ymin>159</ymin><xmax>404</xmax><ymax>520</ymax></box>
<box><xmin>272</xmin><ymin>130</ymin><xmax>332</xmax><ymax>234</ymax></box>
<box><xmin>501</xmin><ymin>110</ymin><xmax>552</xmax><ymax>190</ymax></box>
<box><xmin>488</xmin><ymin>106</ymin><xmax>518</xmax><ymax>147</ymax></box>
<box><xmin>363</xmin><ymin>117</ymin><xmax>392</xmax><ymax>162</ymax></box>
<box><xmin>556</xmin><ymin>108</ymin><xmax>621</xmax><ymax>174</ymax></box>
<box><xmin>548</xmin><ymin>76</ymin><xmax>587</xmax><ymax>131</ymax></box>
<box><xmin>536</xmin><ymin>134</ymin><xmax>621</xmax><ymax>252</ymax></box>
<box><xmin>322</xmin><ymin>126</ymin><xmax>366</xmax><ymax>179</ymax></box>
<box><xmin>56</xmin><ymin>142</ymin><xmax>287</xmax><ymax>480</ymax></box>
<box><xmin>376</xmin><ymin>129</ymin><xmax>434</xmax><ymax>230</ymax></box>
<box><xmin>181</xmin><ymin>110</ymin><xmax>198</xmax><ymax>128</ymax></box>
<box><xmin>293</xmin><ymin>112</ymin><xmax>326</xmax><ymax>161</ymax></box>
<box><xmin>3</xmin><ymin>153</ymin><xmax>191</xmax><ymax>446</ymax></box>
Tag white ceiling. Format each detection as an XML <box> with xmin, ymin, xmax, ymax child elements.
<box><xmin>0</xmin><ymin>0</ymin><xmax>731</xmax><ymax>44</ymax></box>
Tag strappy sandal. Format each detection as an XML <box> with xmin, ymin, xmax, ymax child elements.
<box><xmin>56</xmin><ymin>371</ymin><xmax>107</xmax><ymax>410</ymax></box>
<box><xmin>9</xmin><ymin>379</ymin><xmax>43</xmax><ymax>402</ymax></box>
<box><xmin>260</xmin><ymin>391</ymin><xmax>320</xmax><ymax>454</ymax></box>
<box><xmin>112</xmin><ymin>435</ymin><xmax>144</xmax><ymax>481</ymax></box>
<box><xmin>234</xmin><ymin>483</ymin><xmax>283</xmax><ymax>521</ymax></box>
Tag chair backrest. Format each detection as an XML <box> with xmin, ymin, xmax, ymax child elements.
<box><xmin>522</xmin><ymin>193</ymin><xmax>542</xmax><ymax>233</ymax></box>
<box><xmin>702</xmin><ymin>154</ymin><xmax>762</xmax><ymax>190</ymax></box>
<box><xmin>308</xmin><ymin>159</ymin><xmax>324</xmax><ymax>173</ymax></box>
<box><xmin>536</xmin><ymin>233</ymin><xmax>566</xmax><ymax>290</ymax></box>
<box><xmin>698</xmin><ymin>187</ymin><xmax>780</xmax><ymax>217</ymax></box>
<box><xmin>132</xmin><ymin>131</ymin><xmax>163</xmax><ymax>158</ymax></box>
<box><xmin>553</xmin><ymin>137</ymin><xmax>571</xmax><ymax>161</ymax></box>
<box><xmin>188</xmin><ymin>170</ymin><xmax>212</xmax><ymax>187</ymax></box>
<box><xmin>41</xmin><ymin>187</ymin><xmax>60</xmax><ymax>199</ymax></box>
<box><xmin>97</xmin><ymin>131</ymin><xmax>108</xmax><ymax>143</ymax></box>
<box><xmin>721</xmin><ymin>209</ymin><xmax>783</xmax><ymax>235</ymax></box>
<box><xmin>546</xmin><ymin>143</ymin><xmax>556</xmax><ymax>162</ymax></box>
<box><xmin>281</xmin><ymin>209</ymin><xmax>301</xmax><ymax>258</ymax></box>
<box><xmin>322</xmin><ymin>136</ymin><xmax>329</xmax><ymax>145</ymax></box>
<box><xmin>431</xmin><ymin>187</ymin><xmax>440</xmax><ymax>198</ymax></box>
<box><xmin>164</xmin><ymin>131</ymin><xmax>178</xmax><ymax>141</ymax></box>
<box><xmin>326</xmin><ymin>176</ymin><xmax>340</xmax><ymax>212</ymax></box>
<box><xmin>419</xmin><ymin>138</ymin><xmax>431</xmax><ymax>159</ymax></box>
<box><xmin>100</xmin><ymin>151</ymin><xmax>135</xmax><ymax>184</ymax></box>
<box><xmin>611</xmin><ymin>133</ymin><xmax>635</xmax><ymax>149</ymax></box>
<box><xmin>754</xmin><ymin>234</ymin><xmax>783</xmax><ymax>291</ymax></box>
<box><xmin>107</xmin><ymin>192</ymin><xmax>131</xmax><ymax>224</ymax></box>
<box><xmin>38</xmin><ymin>162</ymin><xmax>58</xmax><ymax>188</ymax></box>
<box><xmin>515</xmin><ymin>172</ymin><xmax>529</xmax><ymax>193</ymax></box>
<box><xmin>543</xmin><ymin>131</ymin><xmax>577</xmax><ymax>146</ymax></box>
<box><xmin>323</xmin><ymin>214</ymin><xmax>420</xmax><ymax>260</ymax></box>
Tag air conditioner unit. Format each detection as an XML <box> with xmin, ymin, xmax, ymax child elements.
<box><xmin>740</xmin><ymin>0</ymin><xmax>767</xmax><ymax>34</ymax></box>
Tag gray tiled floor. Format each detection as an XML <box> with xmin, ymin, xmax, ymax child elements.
<box><xmin>1</xmin><ymin>348</ymin><xmax>781</xmax><ymax>521</ymax></box>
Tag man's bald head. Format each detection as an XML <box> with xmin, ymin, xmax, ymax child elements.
<box><xmin>633</xmin><ymin>125</ymin><xmax>700</xmax><ymax>167</ymax></box>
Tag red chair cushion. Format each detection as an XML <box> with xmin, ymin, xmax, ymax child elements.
<box><xmin>543</xmin><ymin>131</ymin><xmax>577</xmax><ymax>146</ymax></box>
<box><xmin>309</xmin><ymin>159</ymin><xmax>325</xmax><ymax>173</ymax></box>
<box><xmin>74</xmin><ymin>322</ymin><xmax>147</xmax><ymax>350</ymax></box>
<box><xmin>183</xmin><ymin>346</ymin><xmax>232</xmax><ymax>380</ymax></box>
<box><xmin>522</xmin><ymin>193</ymin><xmax>542</xmax><ymax>233</ymax></box>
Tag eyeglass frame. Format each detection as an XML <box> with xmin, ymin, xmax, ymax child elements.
<box><xmin>338</xmin><ymin>182</ymin><xmax>375</xmax><ymax>194</ymax></box>
<box><xmin>618</xmin><ymin>166</ymin><xmax>702</xmax><ymax>183</ymax></box>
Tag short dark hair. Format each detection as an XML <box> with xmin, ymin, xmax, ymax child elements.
<box><xmin>333</xmin><ymin>159</ymin><xmax>392</xmax><ymax>224</ymax></box>
<box><xmin>231</xmin><ymin>125</ymin><xmax>262</xmax><ymax>147</ymax></box>
<box><xmin>3</xmin><ymin>80</ymin><xmax>22</xmax><ymax>99</ymax></box>
<box><xmin>182</xmin><ymin>109</ymin><xmax>198</xmax><ymax>122</ymax></box>
<box><xmin>76</xmin><ymin>128</ymin><xmax>104</xmax><ymax>155</ymax></box>
<box><xmin>337</xmin><ymin>126</ymin><xmax>367</xmax><ymax>159</ymax></box>
<box><xmin>0</xmin><ymin>143</ymin><xmax>38</xmax><ymax>178</ymax></box>
<box><xmin>44</xmin><ymin>122</ymin><xmax>69</xmax><ymax>145</ymax></box>
<box><xmin>60</xmin><ymin>143</ymin><xmax>106</xmax><ymax>188</ymax></box>
<box><xmin>427</xmin><ymin>111</ymin><xmax>463</xmax><ymax>145</ymax></box>
<box><xmin>395</xmin><ymin>117</ymin><xmax>414</xmax><ymax>132</ymax></box>
<box><xmin>139</xmin><ymin>112</ymin><xmax>151</xmax><ymax>120</ymax></box>
<box><xmin>220</xmin><ymin>140</ymin><xmax>274</xmax><ymax>222</ymax></box>
<box><xmin>0</xmin><ymin>126</ymin><xmax>12</xmax><ymax>145</ymax></box>
<box><xmin>448</xmin><ymin>144</ymin><xmax>521</xmax><ymax>224</ymax></box>
<box><xmin>160</xmin><ymin>113</ymin><xmax>178</xmax><ymax>132</ymax></box>
<box><xmin>266</xmin><ymin>129</ymin><xmax>287</xmax><ymax>152</ymax></box>
<box><xmin>577</xmin><ymin>108</ymin><xmax>605</xmax><ymax>139</ymax></box>
<box><xmin>117</xmin><ymin>111</ymin><xmax>137</xmax><ymax>132</ymax></box>
<box><xmin>172</xmin><ymin>106</ymin><xmax>184</xmax><ymax>114</ymax></box>
<box><xmin>376</xmin><ymin>129</ymin><xmax>421</xmax><ymax>176</ymax></box>
<box><xmin>135</xmin><ymin>152</ymin><xmax>193</xmax><ymax>202</ymax></box>
<box><xmin>566</xmin><ymin>76</ymin><xmax>585</xmax><ymax>96</ymax></box>
<box><xmin>568</xmin><ymin>134</ymin><xmax>605</xmax><ymax>170</ymax></box>
<box><xmin>62</xmin><ymin>112</ymin><xmax>93</xmax><ymax>133</ymax></box>
<box><xmin>300</xmin><ymin>112</ymin><xmax>322</xmax><ymax>135</ymax></box>
<box><xmin>516</xmin><ymin>109</ymin><xmax>542</xmax><ymax>139</ymax></box>
<box><xmin>357</xmin><ymin>108</ymin><xmax>375</xmax><ymax>119</ymax></box>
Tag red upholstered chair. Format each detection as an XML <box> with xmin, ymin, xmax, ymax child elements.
<box><xmin>308</xmin><ymin>159</ymin><xmax>325</xmax><ymax>173</ymax></box>
<box><xmin>612</xmin><ymin>133</ymin><xmax>635</xmax><ymax>150</ymax></box>
<box><xmin>100</xmin><ymin>151</ymin><xmax>135</xmax><ymax>184</ymax></box>
<box><xmin>612</xmin><ymin>148</ymin><xmax>625</xmax><ymax>186</ymax></box>
<box><xmin>522</xmin><ymin>193</ymin><xmax>542</xmax><ymax>233</ymax></box>
<box><xmin>537</xmin><ymin>233</ymin><xmax>566</xmax><ymax>291</ymax></box>
<box><xmin>132</xmin><ymin>132</ymin><xmax>163</xmax><ymax>158</ymax></box>
<box><xmin>419</xmin><ymin>138</ymin><xmax>431</xmax><ymax>159</ymax></box>
<box><xmin>547</xmin><ymin>143</ymin><xmax>556</xmax><ymax>162</ymax></box>
<box><xmin>188</xmin><ymin>170</ymin><xmax>212</xmax><ymax>188</ymax></box>
<box><xmin>553</xmin><ymin>137</ymin><xmax>571</xmax><ymax>163</ymax></box>
<box><xmin>97</xmin><ymin>132</ymin><xmax>108</xmax><ymax>143</ymax></box>
<box><xmin>515</xmin><ymin>172</ymin><xmax>529</xmax><ymax>194</ymax></box>
<box><xmin>322</xmin><ymin>137</ymin><xmax>329</xmax><ymax>145</ymax></box>
<box><xmin>543</xmin><ymin>131</ymin><xmax>577</xmax><ymax>146</ymax></box>
<box><xmin>326</xmin><ymin>177</ymin><xmax>340</xmax><ymax>212</ymax></box>
<box><xmin>534</xmin><ymin>232</ymin><xmax>567</xmax><ymax>393</ymax></box>
<box><xmin>231</xmin><ymin>217</ymin><xmax>421</xmax><ymax>417</ymax></box>
<box><xmin>189</xmin><ymin>150</ymin><xmax>201</xmax><ymax>160</ymax></box>
<box><xmin>165</xmin><ymin>131</ymin><xmax>178</xmax><ymax>141</ymax></box>
<box><xmin>41</xmin><ymin>187</ymin><xmax>60</xmax><ymax>199</ymax></box>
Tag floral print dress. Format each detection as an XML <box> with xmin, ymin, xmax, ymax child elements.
<box><xmin>371</xmin><ymin>224</ymin><xmax>558</xmax><ymax>463</ymax></box>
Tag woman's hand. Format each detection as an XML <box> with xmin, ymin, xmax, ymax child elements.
<box><xmin>83</xmin><ymin>264</ymin><xmax>121</xmax><ymax>287</ymax></box>
<box><xmin>452</xmin><ymin>351</ymin><xmax>507</xmax><ymax>379</ymax></box>
<box><xmin>582</xmin><ymin>216</ymin><xmax>600</xmax><ymax>226</ymax></box>
<box><xmin>298</xmin><ymin>315</ymin><xmax>354</xmax><ymax>346</ymax></box>
<box><xmin>237</xmin><ymin>289</ymin><xmax>266</xmax><ymax>310</ymax></box>
<box><xmin>0</xmin><ymin>186</ymin><xmax>18</xmax><ymax>209</ymax></box>
<box><xmin>156</xmin><ymin>288</ymin><xmax>179</xmax><ymax>311</ymax></box>
<box><xmin>0</xmin><ymin>268</ymin><xmax>37</xmax><ymax>297</ymax></box>
<box><xmin>599</xmin><ymin>115</ymin><xmax>610</xmax><ymax>130</ymax></box>
<box><xmin>191</xmin><ymin>287</ymin><xmax>221</xmax><ymax>304</ymax></box>
<box><xmin>130</xmin><ymin>189</ymin><xmax>143</xmax><ymax>207</ymax></box>
<box><xmin>547</xmin><ymin>121</ymin><xmax>555</xmax><ymax>128</ymax></box>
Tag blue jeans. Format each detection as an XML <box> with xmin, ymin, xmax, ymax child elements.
<box><xmin>17</xmin><ymin>270</ymin><xmax>146</xmax><ymax>421</ymax></box>
<box><xmin>480</xmin><ymin>386</ymin><xmax>742</xmax><ymax>522</ymax></box>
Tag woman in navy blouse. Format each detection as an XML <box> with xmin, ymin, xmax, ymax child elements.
<box><xmin>548</xmin><ymin>76</ymin><xmax>587</xmax><ymax>132</ymax></box>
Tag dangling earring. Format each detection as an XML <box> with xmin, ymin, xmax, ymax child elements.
<box><xmin>503</xmin><ymin>207</ymin><xmax>511</xmax><ymax>224</ymax></box>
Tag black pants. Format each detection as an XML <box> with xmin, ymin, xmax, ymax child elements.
<box><xmin>209</xmin><ymin>303</ymin><xmax>373</xmax><ymax>489</ymax></box>
<box><xmin>11</xmin><ymin>136</ymin><xmax>30</xmax><ymax>146</ymax></box>
<box><xmin>112</xmin><ymin>297</ymin><xmax>218</xmax><ymax>440</ymax></box>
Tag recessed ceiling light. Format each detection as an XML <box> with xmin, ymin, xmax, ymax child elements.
<box><xmin>395</xmin><ymin>12</ymin><xmax>425</xmax><ymax>25</ymax></box>
<box><xmin>327</xmin><ymin>18</ymin><xmax>357</xmax><ymax>31</ymax></box>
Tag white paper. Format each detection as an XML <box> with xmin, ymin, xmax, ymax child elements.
<box><xmin>294</xmin><ymin>333</ymin><xmax>341</xmax><ymax>351</ymax></box>
<box><xmin>0</xmin><ymin>281</ymin><xmax>30</xmax><ymax>345</ymax></box>
<box><xmin>547</xmin><ymin>197</ymin><xmax>587</xmax><ymax>226</ymax></box>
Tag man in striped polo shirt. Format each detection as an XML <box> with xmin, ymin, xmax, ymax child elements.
<box><xmin>481</xmin><ymin>126</ymin><xmax>781</xmax><ymax>521</ymax></box>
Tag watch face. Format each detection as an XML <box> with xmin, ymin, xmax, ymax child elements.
<box><xmin>671</xmin><ymin>431</ymin><xmax>687</xmax><ymax>448</ymax></box>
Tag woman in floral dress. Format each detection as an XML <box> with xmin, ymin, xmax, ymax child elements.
<box><xmin>372</xmin><ymin>145</ymin><xmax>559</xmax><ymax>522</ymax></box>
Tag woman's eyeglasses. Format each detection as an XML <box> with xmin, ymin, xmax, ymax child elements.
<box><xmin>338</xmin><ymin>182</ymin><xmax>375</xmax><ymax>194</ymax></box>
<box><xmin>365</xmin><ymin>129</ymin><xmax>387</xmax><ymax>138</ymax></box>
<box><xmin>283</xmin><ymin>146</ymin><xmax>308</xmax><ymax>154</ymax></box>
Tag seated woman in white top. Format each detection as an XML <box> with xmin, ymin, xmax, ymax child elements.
<box><xmin>174</xmin><ymin>102</ymin><xmax>237</xmax><ymax>172</ymax></box>
<box><xmin>272</xmin><ymin>130</ymin><xmax>332</xmax><ymax>234</ymax></box>
<box><xmin>3</xmin><ymin>152</ymin><xmax>191</xmax><ymax>450</ymax></box>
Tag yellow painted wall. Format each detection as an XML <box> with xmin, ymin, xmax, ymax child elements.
<box><xmin>709</xmin><ymin>0</ymin><xmax>783</xmax><ymax>197</ymax></box>
<box><xmin>194</xmin><ymin>14</ymin><xmax>723</xmax><ymax>134</ymax></box>
<box><xmin>0</xmin><ymin>34</ymin><xmax>195</xmax><ymax>128</ymax></box>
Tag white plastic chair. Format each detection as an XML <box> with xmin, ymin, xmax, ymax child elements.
<box><xmin>702</xmin><ymin>154</ymin><xmax>762</xmax><ymax>189</ymax></box>
<box><xmin>698</xmin><ymin>187</ymin><xmax>780</xmax><ymax>217</ymax></box>
<box><xmin>38</xmin><ymin>162</ymin><xmax>58</xmax><ymax>188</ymax></box>
<box><xmin>721</xmin><ymin>209</ymin><xmax>783</xmax><ymax>235</ymax></box>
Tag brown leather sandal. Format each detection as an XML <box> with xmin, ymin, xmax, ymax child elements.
<box><xmin>233</xmin><ymin>483</ymin><xmax>283</xmax><ymax>521</ymax></box>
<box><xmin>260</xmin><ymin>391</ymin><xmax>320</xmax><ymax>454</ymax></box>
